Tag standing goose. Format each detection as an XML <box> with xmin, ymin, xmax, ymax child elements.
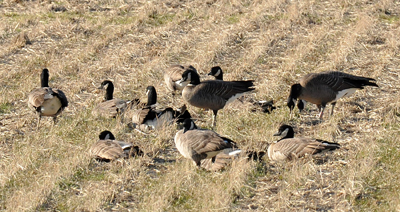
<box><xmin>164</xmin><ymin>64</ymin><xmax>198</xmax><ymax>94</ymax></box>
<box><xmin>179</xmin><ymin>69</ymin><xmax>255</xmax><ymax>128</ymax></box>
<box><xmin>28</xmin><ymin>68</ymin><xmax>68</xmax><ymax>127</ymax></box>
<box><xmin>90</xmin><ymin>130</ymin><xmax>143</xmax><ymax>162</ymax></box>
<box><xmin>93</xmin><ymin>80</ymin><xmax>138</xmax><ymax>118</ymax></box>
<box><xmin>174</xmin><ymin>119</ymin><xmax>240</xmax><ymax>167</ymax></box>
<box><xmin>132</xmin><ymin>86</ymin><xmax>190</xmax><ymax>130</ymax></box>
<box><xmin>268</xmin><ymin>125</ymin><xmax>340</xmax><ymax>161</ymax></box>
<box><xmin>287</xmin><ymin>71</ymin><xmax>378</xmax><ymax>119</ymax></box>
<box><xmin>207</xmin><ymin>66</ymin><xmax>276</xmax><ymax>114</ymax></box>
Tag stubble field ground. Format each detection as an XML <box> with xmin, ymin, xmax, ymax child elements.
<box><xmin>0</xmin><ymin>0</ymin><xmax>399</xmax><ymax>211</ymax></box>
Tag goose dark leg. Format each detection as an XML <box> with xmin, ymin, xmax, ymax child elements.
<box><xmin>330</xmin><ymin>102</ymin><xmax>336</xmax><ymax>116</ymax></box>
<box><xmin>212</xmin><ymin>110</ymin><xmax>218</xmax><ymax>129</ymax></box>
<box><xmin>53</xmin><ymin>116</ymin><xmax>57</xmax><ymax>125</ymax></box>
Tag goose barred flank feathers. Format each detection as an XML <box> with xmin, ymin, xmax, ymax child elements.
<box><xmin>90</xmin><ymin>130</ymin><xmax>143</xmax><ymax>162</ymax></box>
<box><xmin>174</xmin><ymin>119</ymin><xmax>238</xmax><ymax>167</ymax></box>
<box><xmin>268</xmin><ymin>125</ymin><xmax>340</xmax><ymax>161</ymax></box>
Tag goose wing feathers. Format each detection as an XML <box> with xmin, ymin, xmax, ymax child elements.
<box><xmin>28</xmin><ymin>87</ymin><xmax>54</xmax><ymax>108</ymax></box>
<box><xmin>176</xmin><ymin>130</ymin><xmax>236</xmax><ymax>159</ymax></box>
<box><xmin>301</xmin><ymin>71</ymin><xmax>377</xmax><ymax>91</ymax></box>
<box><xmin>269</xmin><ymin>138</ymin><xmax>340</xmax><ymax>161</ymax></box>
<box><xmin>90</xmin><ymin>140</ymin><xmax>129</xmax><ymax>160</ymax></box>
<box><xmin>93</xmin><ymin>98</ymin><xmax>127</xmax><ymax>118</ymax></box>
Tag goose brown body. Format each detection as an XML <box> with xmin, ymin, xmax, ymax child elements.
<box><xmin>174</xmin><ymin>119</ymin><xmax>237</xmax><ymax>166</ymax></box>
<box><xmin>288</xmin><ymin>71</ymin><xmax>378</xmax><ymax>118</ymax></box>
<box><xmin>268</xmin><ymin>125</ymin><xmax>340</xmax><ymax>161</ymax></box>
<box><xmin>90</xmin><ymin>131</ymin><xmax>142</xmax><ymax>161</ymax></box>
<box><xmin>28</xmin><ymin>69</ymin><xmax>68</xmax><ymax>126</ymax></box>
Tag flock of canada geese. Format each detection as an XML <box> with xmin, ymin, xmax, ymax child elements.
<box><xmin>27</xmin><ymin>66</ymin><xmax>378</xmax><ymax>170</ymax></box>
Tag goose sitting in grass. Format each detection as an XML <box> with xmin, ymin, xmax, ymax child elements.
<box><xmin>174</xmin><ymin>118</ymin><xmax>241</xmax><ymax>168</ymax></box>
<box><xmin>164</xmin><ymin>64</ymin><xmax>198</xmax><ymax>94</ymax></box>
<box><xmin>207</xmin><ymin>66</ymin><xmax>276</xmax><ymax>114</ymax></box>
<box><xmin>287</xmin><ymin>71</ymin><xmax>378</xmax><ymax>119</ymax></box>
<box><xmin>132</xmin><ymin>86</ymin><xmax>191</xmax><ymax>131</ymax></box>
<box><xmin>93</xmin><ymin>80</ymin><xmax>139</xmax><ymax>118</ymax></box>
<box><xmin>90</xmin><ymin>130</ymin><xmax>143</xmax><ymax>162</ymax></box>
<box><xmin>268</xmin><ymin>125</ymin><xmax>340</xmax><ymax>161</ymax></box>
<box><xmin>179</xmin><ymin>69</ymin><xmax>255</xmax><ymax>129</ymax></box>
<box><xmin>28</xmin><ymin>68</ymin><xmax>68</xmax><ymax>128</ymax></box>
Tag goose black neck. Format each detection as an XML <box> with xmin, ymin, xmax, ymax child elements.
<box><xmin>40</xmin><ymin>69</ymin><xmax>50</xmax><ymax>87</ymax></box>
<box><xmin>289</xmin><ymin>84</ymin><xmax>301</xmax><ymax>99</ymax></box>
<box><xmin>105</xmin><ymin>82</ymin><xmax>114</xmax><ymax>100</ymax></box>
<box><xmin>99</xmin><ymin>130</ymin><xmax>115</xmax><ymax>140</ymax></box>
<box><xmin>189</xmin><ymin>71</ymin><xmax>201</xmax><ymax>85</ymax></box>
<box><xmin>146</xmin><ymin>86</ymin><xmax>157</xmax><ymax>106</ymax></box>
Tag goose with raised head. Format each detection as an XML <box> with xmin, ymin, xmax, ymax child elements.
<box><xmin>93</xmin><ymin>80</ymin><xmax>138</xmax><ymax>118</ymax></box>
<box><xmin>179</xmin><ymin>69</ymin><xmax>255</xmax><ymax>128</ymax></box>
<box><xmin>164</xmin><ymin>64</ymin><xmax>198</xmax><ymax>94</ymax></box>
<box><xmin>174</xmin><ymin>119</ymin><xmax>240</xmax><ymax>167</ymax></box>
<box><xmin>287</xmin><ymin>71</ymin><xmax>378</xmax><ymax>119</ymax></box>
<box><xmin>268</xmin><ymin>125</ymin><xmax>340</xmax><ymax>161</ymax></box>
<box><xmin>28</xmin><ymin>68</ymin><xmax>68</xmax><ymax>128</ymax></box>
<box><xmin>90</xmin><ymin>130</ymin><xmax>143</xmax><ymax>162</ymax></box>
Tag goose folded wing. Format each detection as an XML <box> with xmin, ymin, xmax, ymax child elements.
<box><xmin>90</xmin><ymin>140</ymin><xmax>125</xmax><ymax>160</ymax></box>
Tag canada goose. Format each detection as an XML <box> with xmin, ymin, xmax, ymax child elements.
<box><xmin>268</xmin><ymin>125</ymin><xmax>340</xmax><ymax>161</ymax></box>
<box><xmin>207</xmin><ymin>66</ymin><xmax>223</xmax><ymax>80</ymax></box>
<box><xmin>207</xmin><ymin>67</ymin><xmax>275</xmax><ymax>114</ymax></box>
<box><xmin>28</xmin><ymin>68</ymin><xmax>68</xmax><ymax>127</ymax></box>
<box><xmin>90</xmin><ymin>130</ymin><xmax>143</xmax><ymax>162</ymax></box>
<box><xmin>164</xmin><ymin>64</ymin><xmax>198</xmax><ymax>93</ymax></box>
<box><xmin>179</xmin><ymin>69</ymin><xmax>255</xmax><ymax>128</ymax></box>
<box><xmin>93</xmin><ymin>80</ymin><xmax>139</xmax><ymax>118</ymax></box>
<box><xmin>287</xmin><ymin>71</ymin><xmax>378</xmax><ymax>119</ymax></box>
<box><xmin>132</xmin><ymin>86</ymin><xmax>189</xmax><ymax>130</ymax></box>
<box><xmin>174</xmin><ymin>119</ymin><xmax>240</xmax><ymax>167</ymax></box>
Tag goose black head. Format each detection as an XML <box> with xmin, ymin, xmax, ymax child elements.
<box><xmin>146</xmin><ymin>86</ymin><xmax>157</xmax><ymax>106</ymax></box>
<box><xmin>287</xmin><ymin>84</ymin><xmax>302</xmax><ymax>112</ymax></box>
<box><xmin>273</xmin><ymin>124</ymin><xmax>295</xmax><ymax>139</ymax></box>
<box><xmin>208</xmin><ymin>66</ymin><xmax>223</xmax><ymax>80</ymax></box>
<box><xmin>99</xmin><ymin>130</ymin><xmax>116</xmax><ymax>140</ymax></box>
<box><xmin>99</xmin><ymin>80</ymin><xmax>114</xmax><ymax>100</ymax></box>
<box><xmin>182</xmin><ymin>118</ymin><xmax>198</xmax><ymax>133</ymax></box>
<box><xmin>181</xmin><ymin>70</ymin><xmax>200</xmax><ymax>85</ymax></box>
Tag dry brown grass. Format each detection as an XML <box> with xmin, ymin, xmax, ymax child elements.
<box><xmin>0</xmin><ymin>0</ymin><xmax>399</xmax><ymax>211</ymax></box>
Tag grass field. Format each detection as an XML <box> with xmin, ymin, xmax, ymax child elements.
<box><xmin>0</xmin><ymin>0</ymin><xmax>399</xmax><ymax>211</ymax></box>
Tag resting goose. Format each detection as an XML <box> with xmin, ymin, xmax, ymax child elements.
<box><xmin>268</xmin><ymin>125</ymin><xmax>340</xmax><ymax>161</ymax></box>
<box><xmin>174</xmin><ymin>119</ymin><xmax>240</xmax><ymax>167</ymax></box>
<box><xmin>90</xmin><ymin>130</ymin><xmax>143</xmax><ymax>162</ymax></box>
<box><xmin>287</xmin><ymin>71</ymin><xmax>378</xmax><ymax>119</ymax></box>
<box><xmin>28</xmin><ymin>68</ymin><xmax>68</xmax><ymax>128</ymax></box>
<box><xmin>93</xmin><ymin>80</ymin><xmax>138</xmax><ymax>118</ymax></box>
<box><xmin>164</xmin><ymin>64</ymin><xmax>198</xmax><ymax>94</ymax></box>
<box><xmin>132</xmin><ymin>86</ymin><xmax>190</xmax><ymax>130</ymax></box>
<box><xmin>179</xmin><ymin>69</ymin><xmax>255</xmax><ymax>128</ymax></box>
